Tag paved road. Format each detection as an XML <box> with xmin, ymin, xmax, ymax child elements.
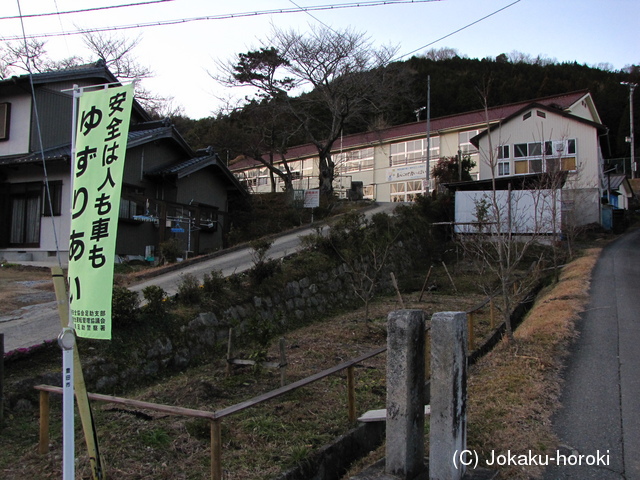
<box><xmin>0</xmin><ymin>202</ymin><xmax>398</xmax><ymax>353</ymax></box>
<box><xmin>544</xmin><ymin>228</ymin><xmax>640</xmax><ymax>479</ymax></box>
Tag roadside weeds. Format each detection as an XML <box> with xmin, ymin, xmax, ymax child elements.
<box><xmin>466</xmin><ymin>248</ymin><xmax>599</xmax><ymax>479</ymax></box>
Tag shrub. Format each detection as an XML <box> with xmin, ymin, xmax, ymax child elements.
<box><xmin>248</xmin><ymin>238</ymin><xmax>281</xmax><ymax>287</ymax></box>
<box><xmin>176</xmin><ymin>273</ymin><xmax>202</xmax><ymax>305</ymax></box>
<box><xmin>112</xmin><ymin>285</ymin><xmax>140</xmax><ymax>328</ymax></box>
<box><xmin>202</xmin><ymin>270</ymin><xmax>225</xmax><ymax>295</ymax></box>
<box><xmin>141</xmin><ymin>285</ymin><xmax>168</xmax><ymax>320</ymax></box>
<box><xmin>159</xmin><ymin>238</ymin><xmax>182</xmax><ymax>264</ymax></box>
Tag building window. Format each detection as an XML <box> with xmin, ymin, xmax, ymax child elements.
<box><xmin>523</xmin><ymin>111</ymin><xmax>532</xmax><ymax>121</ymax></box>
<box><xmin>514</xmin><ymin>160</ymin><xmax>529</xmax><ymax>174</ymax></box>
<box><xmin>0</xmin><ymin>102</ymin><xmax>10</xmax><ymax>141</ymax></box>
<box><xmin>498</xmin><ymin>162</ymin><xmax>510</xmax><ymax>176</ymax></box>
<box><xmin>458</xmin><ymin>130</ymin><xmax>479</xmax><ymax>155</ymax></box>
<box><xmin>497</xmin><ymin>145</ymin><xmax>509</xmax><ymax>159</ymax></box>
<box><xmin>335</xmin><ymin>147</ymin><xmax>374</xmax><ymax>173</ymax></box>
<box><xmin>390</xmin><ymin>140</ymin><xmax>425</xmax><ymax>166</ymax></box>
<box><xmin>9</xmin><ymin>182</ymin><xmax>41</xmax><ymax>247</ymax></box>
<box><xmin>537</xmin><ymin>110</ymin><xmax>546</xmax><ymax>118</ymax></box>
<box><xmin>42</xmin><ymin>181</ymin><xmax>63</xmax><ymax>217</ymax></box>
<box><xmin>514</xmin><ymin>142</ymin><xmax>542</xmax><ymax>158</ymax></box>
<box><xmin>390</xmin><ymin>180</ymin><xmax>423</xmax><ymax>202</ymax></box>
<box><xmin>428</xmin><ymin>136</ymin><xmax>440</xmax><ymax>159</ymax></box>
<box><xmin>562</xmin><ymin>156</ymin><xmax>577</xmax><ymax>171</ymax></box>
<box><xmin>546</xmin><ymin>140</ymin><xmax>573</xmax><ymax>156</ymax></box>
<box><xmin>363</xmin><ymin>185</ymin><xmax>375</xmax><ymax>199</ymax></box>
<box><xmin>529</xmin><ymin>142</ymin><xmax>542</xmax><ymax>156</ymax></box>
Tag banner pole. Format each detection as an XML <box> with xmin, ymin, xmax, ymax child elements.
<box><xmin>52</xmin><ymin>266</ymin><xmax>105</xmax><ymax>480</ymax></box>
<box><xmin>59</xmin><ymin>84</ymin><xmax>82</xmax><ymax>480</ymax></box>
<box><xmin>59</xmin><ymin>329</ymin><xmax>75</xmax><ymax>480</ymax></box>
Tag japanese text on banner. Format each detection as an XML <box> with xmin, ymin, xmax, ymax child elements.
<box><xmin>68</xmin><ymin>84</ymin><xmax>133</xmax><ymax>340</ymax></box>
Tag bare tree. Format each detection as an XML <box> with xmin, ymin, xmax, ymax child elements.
<box><xmin>82</xmin><ymin>33</ymin><xmax>152</xmax><ymax>81</ymax></box>
<box><xmin>326</xmin><ymin>211</ymin><xmax>401</xmax><ymax>321</ymax></box>
<box><xmin>1</xmin><ymin>33</ymin><xmax>172</xmax><ymax>114</ymax></box>
<box><xmin>216</xmin><ymin>47</ymin><xmax>301</xmax><ymax>192</ymax></box>
<box><xmin>457</xmin><ymin>94</ymin><xmax>554</xmax><ymax>342</ymax></box>
<box><xmin>271</xmin><ymin>25</ymin><xmax>396</xmax><ymax>195</ymax></box>
<box><xmin>0</xmin><ymin>39</ymin><xmax>49</xmax><ymax>77</ymax></box>
<box><xmin>218</xmin><ymin>26</ymin><xmax>397</xmax><ymax>196</ymax></box>
<box><xmin>421</xmin><ymin>47</ymin><xmax>464</xmax><ymax>61</ymax></box>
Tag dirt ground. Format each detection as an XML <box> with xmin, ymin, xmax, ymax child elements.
<box><xmin>0</xmin><ymin>265</ymin><xmax>55</xmax><ymax>316</ymax></box>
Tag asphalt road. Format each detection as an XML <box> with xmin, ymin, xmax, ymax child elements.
<box><xmin>0</xmin><ymin>202</ymin><xmax>398</xmax><ymax>353</ymax></box>
<box><xmin>544</xmin><ymin>228</ymin><xmax>640</xmax><ymax>479</ymax></box>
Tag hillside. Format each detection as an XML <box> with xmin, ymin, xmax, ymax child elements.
<box><xmin>174</xmin><ymin>55</ymin><xmax>639</xmax><ymax>161</ymax></box>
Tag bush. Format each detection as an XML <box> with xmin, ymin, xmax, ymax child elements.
<box><xmin>141</xmin><ymin>285</ymin><xmax>168</xmax><ymax>320</ymax></box>
<box><xmin>159</xmin><ymin>238</ymin><xmax>182</xmax><ymax>264</ymax></box>
<box><xmin>112</xmin><ymin>285</ymin><xmax>140</xmax><ymax>328</ymax></box>
<box><xmin>248</xmin><ymin>239</ymin><xmax>281</xmax><ymax>287</ymax></box>
<box><xmin>176</xmin><ymin>273</ymin><xmax>202</xmax><ymax>305</ymax></box>
<box><xmin>202</xmin><ymin>270</ymin><xmax>226</xmax><ymax>295</ymax></box>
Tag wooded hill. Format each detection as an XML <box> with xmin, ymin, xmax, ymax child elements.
<box><xmin>174</xmin><ymin>55</ymin><xmax>639</xmax><ymax>162</ymax></box>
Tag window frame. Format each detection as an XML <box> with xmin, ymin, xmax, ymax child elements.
<box><xmin>0</xmin><ymin>102</ymin><xmax>10</xmax><ymax>141</ymax></box>
<box><xmin>8</xmin><ymin>182</ymin><xmax>42</xmax><ymax>247</ymax></box>
<box><xmin>42</xmin><ymin>181</ymin><xmax>63</xmax><ymax>217</ymax></box>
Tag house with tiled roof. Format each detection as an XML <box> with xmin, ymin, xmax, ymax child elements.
<box><xmin>0</xmin><ymin>61</ymin><xmax>246</xmax><ymax>263</ymax></box>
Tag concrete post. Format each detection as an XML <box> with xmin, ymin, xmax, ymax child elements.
<box><xmin>429</xmin><ymin>312</ymin><xmax>468</xmax><ymax>480</ymax></box>
<box><xmin>386</xmin><ymin>309</ymin><xmax>426</xmax><ymax>479</ymax></box>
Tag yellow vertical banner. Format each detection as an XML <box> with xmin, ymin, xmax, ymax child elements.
<box><xmin>68</xmin><ymin>84</ymin><xmax>134</xmax><ymax>340</ymax></box>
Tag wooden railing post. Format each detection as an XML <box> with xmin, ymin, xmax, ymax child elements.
<box><xmin>39</xmin><ymin>390</ymin><xmax>50</xmax><ymax>454</ymax></box>
<box><xmin>424</xmin><ymin>329</ymin><xmax>431</xmax><ymax>381</ymax></box>
<box><xmin>211</xmin><ymin>419</ymin><xmax>222</xmax><ymax>480</ymax></box>
<box><xmin>490</xmin><ymin>299</ymin><xmax>496</xmax><ymax>329</ymax></box>
<box><xmin>347</xmin><ymin>366</ymin><xmax>356</xmax><ymax>423</ymax></box>
<box><xmin>226</xmin><ymin>328</ymin><xmax>233</xmax><ymax>377</ymax></box>
<box><xmin>0</xmin><ymin>333</ymin><xmax>4</xmax><ymax>428</ymax></box>
<box><xmin>467</xmin><ymin>312</ymin><xmax>475</xmax><ymax>351</ymax></box>
<box><xmin>279</xmin><ymin>337</ymin><xmax>287</xmax><ymax>387</ymax></box>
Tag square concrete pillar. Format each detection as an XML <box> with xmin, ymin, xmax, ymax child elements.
<box><xmin>429</xmin><ymin>312</ymin><xmax>468</xmax><ymax>480</ymax></box>
<box><xmin>386</xmin><ymin>309</ymin><xmax>426</xmax><ymax>479</ymax></box>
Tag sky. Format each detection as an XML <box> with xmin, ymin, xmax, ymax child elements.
<box><xmin>2</xmin><ymin>0</ymin><xmax>639</xmax><ymax>120</ymax></box>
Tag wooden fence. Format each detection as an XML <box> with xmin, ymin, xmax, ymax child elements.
<box><xmin>35</xmin><ymin>345</ymin><xmax>386</xmax><ymax>480</ymax></box>
<box><xmin>34</xmin><ymin>295</ymin><xmax>501</xmax><ymax>479</ymax></box>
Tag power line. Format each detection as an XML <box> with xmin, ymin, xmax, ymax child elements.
<box><xmin>395</xmin><ymin>0</ymin><xmax>522</xmax><ymax>60</ymax></box>
<box><xmin>0</xmin><ymin>0</ymin><xmax>175</xmax><ymax>21</ymax></box>
<box><xmin>288</xmin><ymin>0</ymin><xmax>338</xmax><ymax>33</ymax></box>
<box><xmin>14</xmin><ymin>0</ymin><xmax>64</xmax><ymax>268</ymax></box>
<box><xmin>0</xmin><ymin>0</ymin><xmax>442</xmax><ymax>41</ymax></box>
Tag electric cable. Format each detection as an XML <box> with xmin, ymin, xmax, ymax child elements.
<box><xmin>0</xmin><ymin>0</ymin><xmax>175</xmax><ymax>21</ymax></box>
<box><xmin>1</xmin><ymin>1</ymin><xmax>442</xmax><ymax>41</ymax></box>
<box><xmin>15</xmin><ymin>0</ymin><xmax>64</xmax><ymax>269</ymax></box>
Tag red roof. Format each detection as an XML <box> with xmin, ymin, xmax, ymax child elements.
<box><xmin>230</xmin><ymin>90</ymin><xmax>590</xmax><ymax>171</ymax></box>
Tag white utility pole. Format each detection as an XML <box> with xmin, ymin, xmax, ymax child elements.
<box><xmin>426</xmin><ymin>75</ymin><xmax>431</xmax><ymax>195</ymax></box>
<box><xmin>621</xmin><ymin>82</ymin><xmax>637</xmax><ymax>178</ymax></box>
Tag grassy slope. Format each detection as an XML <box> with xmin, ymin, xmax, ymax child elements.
<box><xmin>0</xmin><ymin>248</ymin><xmax>600</xmax><ymax>479</ymax></box>
<box><xmin>467</xmin><ymin>248</ymin><xmax>599</xmax><ymax>479</ymax></box>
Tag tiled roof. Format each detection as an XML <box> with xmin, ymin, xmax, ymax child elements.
<box><xmin>0</xmin><ymin>123</ymin><xmax>179</xmax><ymax>165</ymax></box>
<box><xmin>229</xmin><ymin>90</ymin><xmax>591</xmax><ymax>171</ymax></box>
<box><xmin>0</xmin><ymin>145</ymin><xmax>71</xmax><ymax>165</ymax></box>
<box><xmin>146</xmin><ymin>155</ymin><xmax>216</xmax><ymax>177</ymax></box>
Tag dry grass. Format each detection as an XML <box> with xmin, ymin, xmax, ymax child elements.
<box><xmin>0</xmin><ymin>251</ymin><xmax>599</xmax><ymax>480</ymax></box>
<box><xmin>0</xmin><ymin>265</ymin><xmax>53</xmax><ymax>315</ymax></box>
<box><xmin>466</xmin><ymin>248</ymin><xmax>599</xmax><ymax>479</ymax></box>
<box><xmin>1</xmin><ymin>278</ymin><xmax>489</xmax><ymax>480</ymax></box>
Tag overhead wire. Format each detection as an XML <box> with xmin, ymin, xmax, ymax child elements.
<box><xmin>0</xmin><ymin>1</ymin><xmax>443</xmax><ymax>41</ymax></box>
<box><xmin>14</xmin><ymin>0</ymin><xmax>64</xmax><ymax>268</ymax></box>
<box><xmin>0</xmin><ymin>0</ymin><xmax>176</xmax><ymax>21</ymax></box>
<box><xmin>395</xmin><ymin>0</ymin><xmax>522</xmax><ymax>60</ymax></box>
